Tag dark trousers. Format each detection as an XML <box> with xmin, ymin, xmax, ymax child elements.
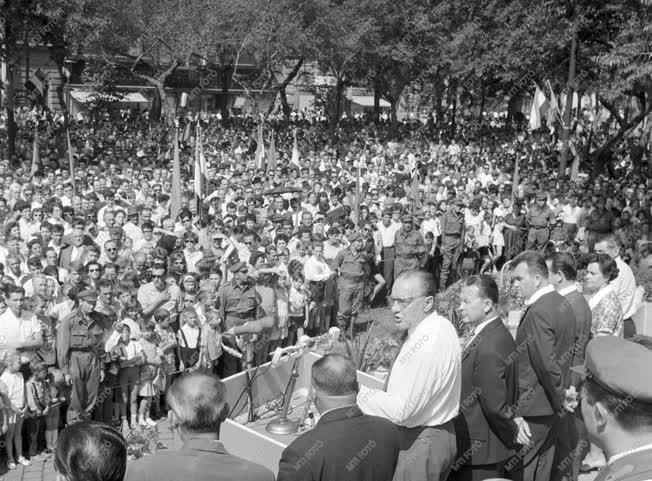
<box><xmin>93</xmin><ymin>371</ymin><xmax>116</xmax><ymax>423</ymax></box>
<box><xmin>382</xmin><ymin>247</ymin><xmax>396</xmax><ymax>295</ymax></box>
<box><xmin>551</xmin><ymin>413</ymin><xmax>578</xmax><ymax>481</ymax></box>
<box><xmin>508</xmin><ymin>415</ymin><xmax>557</xmax><ymax>481</ymax></box>
<box><xmin>336</xmin><ymin>278</ymin><xmax>365</xmax><ymax>333</ymax></box>
<box><xmin>394</xmin><ymin>420</ymin><xmax>456</xmax><ymax>481</ymax></box>
<box><xmin>218</xmin><ymin>336</ymin><xmax>242</xmax><ymax>379</ymax></box>
<box><xmin>25</xmin><ymin>416</ymin><xmax>43</xmax><ymax>457</ymax></box>
<box><xmin>67</xmin><ymin>352</ymin><xmax>101</xmax><ymax>424</ymax></box>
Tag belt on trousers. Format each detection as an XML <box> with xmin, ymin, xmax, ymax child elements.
<box><xmin>70</xmin><ymin>348</ymin><xmax>94</xmax><ymax>353</ymax></box>
<box><xmin>398</xmin><ymin>253</ymin><xmax>418</xmax><ymax>259</ymax></box>
<box><xmin>443</xmin><ymin>233</ymin><xmax>461</xmax><ymax>238</ymax></box>
<box><xmin>340</xmin><ymin>274</ymin><xmax>364</xmax><ymax>281</ymax></box>
<box><xmin>226</xmin><ymin>312</ymin><xmax>254</xmax><ymax>319</ymax></box>
<box><xmin>531</xmin><ymin>226</ymin><xmax>548</xmax><ymax>230</ymax></box>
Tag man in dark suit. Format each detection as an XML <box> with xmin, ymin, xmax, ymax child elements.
<box><xmin>277</xmin><ymin>353</ymin><xmax>401</xmax><ymax>481</ymax></box>
<box><xmin>510</xmin><ymin>251</ymin><xmax>576</xmax><ymax>481</ymax></box>
<box><xmin>547</xmin><ymin>252</ymin><xmax>593</xmax><ymax>481</ymax></box>
<box><xmin>125</xmin><ymin>373</ymin><xmax>274</xmax><ymax>481</ymax></box>
<box><xmin>451</xmin><ymin>274</ymin><xmax>519</xmax><ymax>481</ymax></box>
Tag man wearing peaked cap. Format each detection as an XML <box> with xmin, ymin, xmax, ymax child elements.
<box><xmin>394</xmin><ymin>212</ymin><xmax>426</xmax><ymax>281</ymax></box>
<box><xmin>57</xmin><ymin>288</ymin><xmax>110</xmax><ymax>423</ymax></box>
<box><xmin>333</xmin><ymin>229</ymin><xmax>367</xmax><ymax>335</ymax></box>
<box><xmin>576</xmin><ymin>336</ymin><xmax>652</xmax><ymax>481</ymax></box>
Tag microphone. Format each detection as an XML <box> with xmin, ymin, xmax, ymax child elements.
<box><xmin>270</xmin><ymin>327</ymin><xmax>341</xmax><ymax>366</ymax></box>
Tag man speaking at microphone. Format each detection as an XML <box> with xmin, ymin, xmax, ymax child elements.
<box><xmin>357</xmin><ymin>270</ymin><xmax>461</xmax><ymax>481</ymax></box>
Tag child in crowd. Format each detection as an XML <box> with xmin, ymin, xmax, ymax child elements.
<box><xmin>198</xmin><ymin>309</ymin><xmax>223</xmax><ymax>375</ymax></box>
<box><xmin>25</xmin><ymin>361</ymin><xmax>50</xmax><ymax>460</ymax></box>
<box><xmin>287</xmin><ymin>271</ymin><xmax>309</xmax><ymax>343</ymax></box>
<box><xmin>137</xmin><ymin>322</ymin><xmax>161</xmax><ymax>428</ymax></box>
<box><xmin>0</xmin><ymin>352</ymin><xmax>29</xmax><ymax>469</ymax></box>
<box><xmin>44</xmin><ymin>369</ymin><xmax>63</xmax><ymax>454</ymax></box>
<box><xmin>153</xmin><ymin>308</ymin><xmax>177</xmax><ymax>408</ymax></box>
<box><xmin>177</xmin><ymin>308</ymin><xmax>201</xmax><ymax>371</ymax></box>
<box><xmin>107</xmin><ymin>324</ymin><xmax>143</xmax><ymax>433</ymax></box>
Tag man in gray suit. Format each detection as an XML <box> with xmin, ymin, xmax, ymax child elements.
<box><xmin>547</xmin><ymin>252</ymin><xmax>593</xmax><ymax>481</ymax></box>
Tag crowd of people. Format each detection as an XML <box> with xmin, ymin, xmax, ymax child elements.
<box><xmin>0</xmin><ymin>105</ymin><xmax>649</xmax><ymax>480</ymax></box>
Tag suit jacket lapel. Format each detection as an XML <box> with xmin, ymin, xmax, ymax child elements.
<box><xmin>462</xmin><ymin>318</ymin><xmax>502</xmax><ymax>360</ymax></box>
<box><xmin>518</xmin><ymin>304</ymin><xmax>533</xmax><ymax>327</ymax></box>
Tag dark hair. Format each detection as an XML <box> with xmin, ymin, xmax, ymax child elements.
<box><xmin>583</xmin><ymin>378</ymin><xmax>652</xmax><ymax>430</ymax></box>
<box><xmin>4</xmin><ymin>285</ymin><xmax>25</xmax><ymax>297</ymax></box>
<box><xmin>511</xmin><ymin>250</ymin><xmax>549</xmax><ymax>278</ymax></box>
<box><xmin>547</xmin><ymin>252</ymin><xmax>577</xmax><ymax>281</ymax></box>
<box><xmin>311</xmin><ymin>353</ymin><xmax>359</xmax><ymax>396</ymax></box>
<box><xmin>54</xmin><ymin>421</ymin><xmax>127</xmax><ymax>481</ymax></box>
<box><xmin>465</xmin><ymin>274</ymin><xmax>499</xmax><ymax>305</ymax></box>
<box><xmin>588</xmin><ymin>253</ymin><xmax>620</xmax><ymax>282</ymax></box>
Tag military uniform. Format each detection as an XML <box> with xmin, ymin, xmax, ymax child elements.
<box><xmin>335</xmin><ymin>232</ymin><xmax>369</xmax><ymax>333</ymax></box>
<box><xmin>393</xmin><ymin>215</ymin><xmax>426</xmax><ymax>281</ymax></box>
<box><xmin>526</xmin><ymin>193</ymin><xmax>555</xmax><ymax>251</ymax></box>
<box><xmin>217</xmin><ymin>261</ymin><xmax>262</xmax><ymax>377</ymax></box>
<box><xmin>56</xmin><ymin>290</ymin><xmax>110</xmax><ymax>424</ymax></box>
<box><xmin>573</xmin><ymin>337</ymin><xmax>652</xmax><ymax>481</ymax></box>
<box><xmin>439</xmin><ymin>201</ymin><xmax>465</xmax><ymax>289</ymax></box>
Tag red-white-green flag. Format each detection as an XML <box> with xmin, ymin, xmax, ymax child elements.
<box><xmin>255</xmin><ymin>124</ymin><xmax>265</xmax><ymax>171</ymax></box>
<box><xmin>291</xmin><ymin>130</ymin><xmax>300</xmax><ymax>169</ymax></box>
<box><xmin>512</xmin><ymin>156</ymin><xmax>520</xmax><ymax>200</ymax></box>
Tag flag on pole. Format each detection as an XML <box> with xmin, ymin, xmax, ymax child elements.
<box><xmin>545</xmin><ymin>81</ymin><xmax>561</xmax><ymax>130</ymax></box>
<box><xmin>25</xmin><ymin>69</ymin><xmax>47</xmax><ymax>96</ymax></box>
<box><xmin>30</xmin><ymin>124</ymin><xmax>40</xmax><ymax>177</ymax></box>
<box><xmin>291</xmin><ymin>130</ymin><xmax>300</xmax><ymax>169</ymax></box>
<box><xmin>182</xmin><ymin>121</ymin><xmax>191</xmax><ymax>145</ymax></box>
<box><xmin>66</xmin><ymin>129</ymin><xmax>75</xmax><ymax>193</ymax></box>
<box><xmin>267</xmin><ymin>132</ymin><xmax>277</xmax><ymax>172</ymax></box>
<box><xmin>529</xmin><ymin>85</ymin><xmax>547</xmax><ymax>130</ymax></box>
<box><xmin>512</xmin><ymin>155</ymin><xmax>520</xmax><ymax>200</ymax></box>
<box><xmin>194</xmin><ymin>123</ymin><xmax>206</xmax><ymax>201</ymax></box>
<box><xmin>255</xmin><ymin>124</ymin><xmax>265</xmax><ymax>171</ymax></box>
<box><xmin>171</xmin><ymin>126</ymin><xmax>182</xmax><ymax>220</ymax></box>
<box><xmin>355</xmin><ymin>159</ymin><xmax>361</xmax><ymax>225</ymax></box>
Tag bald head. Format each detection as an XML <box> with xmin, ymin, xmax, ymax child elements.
<box><xmin>311</xmin><ymin>353</ymin><xmax>358</xmax><ymax>396</ymax></box>
<box><xmin>167</xmin><ymin>373</ymin><xmax>227</xmax><ymax>433</ymax></box>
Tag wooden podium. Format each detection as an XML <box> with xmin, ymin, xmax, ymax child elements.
<box><xmin>220</xmin><ymin>350</ymin><xmax>384</xmax><ymax>475</ymax></box>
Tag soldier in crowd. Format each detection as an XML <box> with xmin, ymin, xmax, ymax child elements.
<box><xmin>526</xmin><ymin>192</ymin><xmax>555</xmax><ymax>251</ymax></box>
<box><xmin>440</xmin><ymin>199</ymin><xmax>466</xmax><ymax>288</ymax></box>
<box><xmin>334</xmin><ymin>231</ymin><xmax>369</xmax><ymax>335</ymax></box>
<box><xmin>57</xmin><ymin>289</ymin><xmax>111</xmax><ymax>424</ymax></box>
<box><xmin>393</xmin><ymin>214</ymin><xmax>427</xmax><ymax>280</ymax></box>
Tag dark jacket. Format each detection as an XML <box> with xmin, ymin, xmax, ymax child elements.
<box><xmin>563</xmin><ymin>289</ymin><xmax>593</xmax><ymax>387</ymax></box>
<box><xmin>277</xmin><ymin>405</ymin><xmax>400</xmax><ymax>481</ymax></box>
<box><xmin>125</xmin><ymin>437</ymin><xmax>274</xmax><ymax>481</ymax></box>
<box><xmin>453</xmin><ymin>318</ymin><xmax>518</xmax><ymax>468</ymax></box>
<box><xmin>515</xmin><ymin>290</ymin><xmax>576</xmax><ymax>417</ymax></box>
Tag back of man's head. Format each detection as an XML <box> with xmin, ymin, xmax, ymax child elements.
<box><xmin>167</xmin><ymin>373</ymin><xmax>228</xmax><ymax>433</ymax></box>
<box><xmin>311</xmin><ymin>353</ymin><xmax>359</xmax><ymax>396</ymax></box>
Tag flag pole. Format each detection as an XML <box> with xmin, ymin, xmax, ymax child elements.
<box><xmin>355</xmin><ymin>157</ymin><xmax>361</xmax><ymax>227</ymax></box>
<box><xmin>171</xmin><ymin>120</ymin><xmax>182</xmax><ymax>221</ymax></box>
<box><xmin>66</xmin><ymin>128</ymin><xmax>75</xmax><ymax>196</ymax></box>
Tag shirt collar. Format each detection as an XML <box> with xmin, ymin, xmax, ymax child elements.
<box><xmin>473</xmin><ymin>316</ymin><xmax>498</xmax><ymax>336</ymax></box>
<box><xmin>558</xmin><ymin>284</ymin><xmax>578</xmax><ymax>297</ymax></box>
<box><xmin>524</xmin><ymin>284</ymin><xmax>555</xmax><ymax>306</ymax></box>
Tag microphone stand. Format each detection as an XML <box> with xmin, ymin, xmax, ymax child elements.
<box><xmin>266</xmin><ymin>355</ymin><xmax>301</xmax><ymax>435</ymax></box>
<box><xmin>244</xmin><ymin>341</ymin><xmax>256</xmax><ymax>423</ymax></box>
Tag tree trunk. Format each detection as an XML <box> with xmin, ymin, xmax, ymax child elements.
<box><xmin>151</xmin><ymin>89</ymin><xmax>162</xmax><ymax>122</ymax></box>
<box><xmin>433</xmin><ymin>71</ymin><xmax>444</xmax><ymax>125</ymax></box>
<box><xmin>330</xmin><ymin>77</ymin><xmax>345</xmax><ymax>133</ymax></box>
<box><xmin>373</xmin><ymin>80</ymin><xmax>381</xmax><ymax>124</ymax></box>
<box><xmin>389</xmin><ymin>97</ymin><xmax>398</xmax><ymax>138</ymax></box>
<box><xmin>265</xmin><ymin>59</ymin><xmax>303</xmax><ymax>119</ymax></box>
<box><xmin>478</xmin><ymin>80</ymin><xmax>486</xmax><ymax>121</ymax></box>
<box><xmin>279</xmin><ymin>88</ymin><xmax>291</xmax><ymax>119</ymax></box>
<box><xmin>449</xmin><ymin>80</ymin><xmax>458</xmax><ymax>138</ymax></box>
<box><xmin>559</xmin><ymin>34</ymin><xmax>577</xmax><ymax>176</ymax></box>
<box><xmin>219</xmin><ymin>68</ymin><xmax>230</xmax><ymax>121</ymax></box>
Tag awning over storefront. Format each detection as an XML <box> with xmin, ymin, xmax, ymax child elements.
<box><xmin>351</xmin><ymin>96</ymin><xmax>390</xmax><ymax>107</ymax></box>
<box><xmin>70</xmin><ymin>89</ymin><xmax>149</xmax><ymax>104</ymax></box>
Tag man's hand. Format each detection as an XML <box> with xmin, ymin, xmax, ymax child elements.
<box><xmin>64</xmin><ymin>373</ymin><xmax>72</xmax><ymax>385</ymax></box>
<box><xmin>100</xmin><ymin>369</ymin><xmax>105</xmax><ymax>383</ymax></box>
<box><xmin>515</xmin><ymin>417</ymin><xmax>532</xmax><ymax>446</ymax></box>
